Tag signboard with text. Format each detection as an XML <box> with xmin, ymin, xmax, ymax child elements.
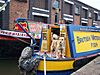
<box><xmin>74</xmin><ymin>31</ymin><xmax>100</xmax><ymax>53</ymax></box>
<box><xmin>0</xmin><ymin>30</ymin><xmax>31</xmax><ymax>41</ymax></box>
<box><xmin>67</xmin><ymin>25</ymin><xmax>100</xmax><ymax>58</ymax></box>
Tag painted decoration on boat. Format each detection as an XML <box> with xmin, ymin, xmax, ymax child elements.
<box><xmin>14</xmin><ymin>22</ymin><xmax>29</xmax><ymax>32</ymax></box>
<box><xmin>28</xmin><ymin>21</ymin><xmax>42</xmax><ymax>33</ymax></box>
<box><xmin>27</xmin><ymin>21</ymin><xmax>43</xmax><ymax>39</ymax></box>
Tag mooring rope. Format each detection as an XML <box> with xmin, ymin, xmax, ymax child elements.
<box><xmin>0</xmin><ymin>0</ymin><xmax>10</xmax><ymax>12</ymax></box>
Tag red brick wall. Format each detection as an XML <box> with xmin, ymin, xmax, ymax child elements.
<box><xmin>74</xmin><ymin>15</ymin><xmax>80</xmax><ymax>25</ymax></box>
<box><xmin>97</xmin><ymin>21</ymin><xmax>100</xmax><ymax>26</ymax></box>
<box><xmin>88</xmin><ymin>18</ymin><xmax>92</xmax><ymax>26</ymax></box>
<box><xmin>9</xmin><ymin>0</ymin><xmax>28</xmax><ymax>30</ymax></box>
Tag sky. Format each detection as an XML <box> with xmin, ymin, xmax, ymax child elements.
<box><xmin>78</xmin><ymin>0</ymin><xmax>100</xmax><ymax>10</ymax></box>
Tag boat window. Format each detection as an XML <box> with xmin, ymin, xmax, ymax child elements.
<box><xmin>43</xmin><ymin>33</ymin><xmax>47</xmax><ymax>40</ymax></box>
<box><xmin>51</xmin><ymin>28</ymin><xmax>60</xmax><ymax>36</ymax></box>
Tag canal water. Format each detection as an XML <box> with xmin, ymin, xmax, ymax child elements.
<box><xmin>0</xmin><ymin>40</ymin><xmax>30</xmax><ymax>75</ymax></box>
<box><xmin>0</xmin><ymin>59</ymin><xmax>20</xmax><ymax>75</ymax></box>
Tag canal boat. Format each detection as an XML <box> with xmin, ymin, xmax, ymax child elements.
<box><xmin>17</xmin><ymin>19</ymin><xmax>100</xmax><ymax>75</ymax></box>
<box><xmin>35</xmin><ymin>24</ymin><xmax>100</xmax><ymax>75</ymax></box>
<box><xmin>1</xmin><ymin>18</ymin><xmax>100</xmax><ymax>74</ymax></box>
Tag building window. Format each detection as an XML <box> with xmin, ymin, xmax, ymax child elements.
<box><xmin>82</xmin><ymin>23</ymin><xmax>87</xmax><ymax>26</ymax></box>
<box><xmin>65</xmin><ymin>20</ymin><xmax>72</xmax><ymax>24</ymax></box>
<box><xmin>55</xmin><ymin>13</ymin><xmax>59</xmax><ymax>23</ymax></box>
<box><xmin>0</xmin><ymin>2</ymin><xmax>4</xmax><ymax>6</ymax></box>
<box><xmin>34</xmin><ymin>15</ymin><xmax>47</xmax><ymax>23</ymax></box>
<box><xmin>88</xmin><ymin>12</ymin><xmax>92</xmax><ymax>18</ymax></box>
<box><xmin>0</xmin><ymin>2</ymin><xmax>5</xmax><ymax>10</ymax></box>
<box><xmin>94</xmin><ymin>13</ymin><xmax>98</xmax><ymax>21</ymax></box>
<box><xmin>64</xmin><ymin>2</ymin><xmax>73</xmax><ymax>15</ymax></box>
<box><xmin>98</xmin><ymin>15</ymin><xmax>100</xmax><ymax>20</ymax></box>
<box><xmin>75</xmin><ymin>6</ymin><xmax>80</xmax><ymax>15</ymax></box>
<box><xmin>52</xmin><ymin>0</ymin><xmax>59</xmax><ymax>9</ymax></box>
<box><xmin>82</xmin><ymin>9</ymin><xmax>88</xmax><ymax>19</ymax></box>
<box><xmin>33</xmin><ymin>0</ymin><xmax>48</xmax><ymax>10</ymax></box>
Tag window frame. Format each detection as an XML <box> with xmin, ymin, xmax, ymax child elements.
<box><xmin>52</xmin><ymin>0</ymin><xmax>60</xmax><ymax>9</ymax></box>
<box><xmin>88</xmin><ymin>11</ymin><xmax>92</xmax><ymax>18</ymax></box>
<box><xmin>98</xmin><ymin>15</ymin><xmax>100</xmax><ymax>20</ymax></box>
<box><xmin>94</xmin><ymin>13</ymin><xmax>98</xmax><ymax>21</ymax></box>
<box><xmin>75</xmin><ymin>5</ymin><xmax>80</xmax><ymax>15</ymax></box>
<box><xmin>64</xmin><ymin>2</ymin><xmax>73</xmax><ymax>15</ymax></box>
<box><xmin>32</xmin><ymin>0</ymin><xmax>48</xmax><ymax>10</ymax></box>
<box><xmin>82</xmin><ymin>9</ymin><xmax>88</xmax><ymax>19</ymax></box>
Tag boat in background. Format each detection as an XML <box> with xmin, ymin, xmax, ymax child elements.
<box><xmin>0</xmin><ymin>18</ymin><xmax>42</xmax><ymax>58</ymax></box>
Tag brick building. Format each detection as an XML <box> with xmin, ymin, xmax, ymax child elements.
<box><xmin>9</xmin><ymin>0</ymin><xmax>28</xmax><ymax>30</ymax></box>
<box><xmin>28</xmin><ymin>0</ymin><xmax>100</xmax><ymax>26</ymax></box>
<box><xmin>0</xmin><ymin>0</ymin><xmax>28</xmax><ymax>30</ymax></box>
<box><xmin>1</xmin><ymin>0</ymin><xmax>100</xmax><ymax>30</ymax></box>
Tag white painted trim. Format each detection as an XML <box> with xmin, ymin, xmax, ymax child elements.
<box><xmin>64</xmin><ymin>17</ymin><xmax>73</xmax><ymax>21</ymax></box>
<box><xmin>82</xmin><ymin>18</ymin><xmax>88</xmax><ymax>21</ymax></box>
<box><xmin>32</xmin><ymin>7</ymin><xmax>49</xmax><ymax>12</ymax></box>
<box><xmin>93</xmin><ymin>21</ymin><xmax>97</xmax><ymax>23</ymax></box>
<box><xmin>81</xmin><ymin>21</ymin><xmax>88</xmax><ymax>23</ymax></box>
<box><xmin>63</xmin><ymin>14</ymin><xmax>73</xmax><ymax>18</ymax></box>
<box><xmin>0</xmin><ymin>1</ymin><xmax>5</xmax><ymax>3</ymax></box>
<box><xmin>94</xmin><ymin>11</ymin><xmax>98</xmax><ymax>14</ymax></box>
<box><xmin>93</xmin><ymin>23</ymin><xmax>97</xmax><ymax>25</ymax></box>
<box><xmin>82</xmin><ymin>6</ymin><xmax>88</xmax><ymax>10</ymax></box>
<box><xmin>0</xmin><ymin>30</ymin><xmax>31</xmax><ymax>38</ymax></box>
<box><xmin>0</xmin><ymin>7</ymin><xmax>5</xmax><ymax>10</ymax></box>
<box><xmin>8</xmin><ymin>0</ymin><xmax>10</xmax><ymax>2</ymax></box>
<box><xmin>64</xmin><ymin>0</ymin><xmax>74</xmax><ymax>5</ymax></box>
<box><xmin>32</xmin><ymin>12</ymin><xmax>49</xmax><ymax>17</ymax></box>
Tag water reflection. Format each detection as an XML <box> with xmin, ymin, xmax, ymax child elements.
<box><xmin>0</xmin><ymin>59</ymin><xmax>20</xmax><ymax>75</ymax></box>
